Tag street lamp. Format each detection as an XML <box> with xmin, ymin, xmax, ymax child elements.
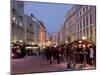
<box><xmin>19</xmin><ymin>22</ymin><xmax>22</xmax><ymax>26</ymax></box>
<box><xmin>46</xmin><ymin>41</ymin><xmax>51</xmax><ymax>46</ymax></box>
<box><xmin>79</xmin><ymin>40</ymin><xmax>82</xmax><ymax>43</ymax></box>
<box><xmin>54</xmin><ymin>44</ymin><xmax>57</xmax><ymax>48</ymax></box>
<box><xmin>65</xmin><ymin>40</ymin><xmax>68</xmax><ymax>44</ymax></box>
<box><xmin>12</xmin><ymin>16</ymin><xmax>16</xmax><ymax>22</ymax></box>
<box><xmin>82</xmin><ymin>36</ymin><xmax>87</xmax><ymax>40</ymax></box>
<box><xmin>19</xmin><ymin>40</ymin><xmax>23</xmax><ymax>43</ymax></box>
<box><xmin>12</xmin><ymin>40</ymin><xmax>16</xmax><ymax>43</ymax></box>
<box><xmin>16</xmin><ymin>21</ymin><xmax>18</xmax><ymax>25</ymax></box>
<box><xmin>32</xmin><ymin>42</ymin><xmax>35</xmax><ymax>45</ymax></box>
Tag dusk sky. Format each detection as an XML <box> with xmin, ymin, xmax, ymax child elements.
<box><xmin>24</xmin><ymin>2</ymin><xmax>73</xmax><ymax>33</ymax></box>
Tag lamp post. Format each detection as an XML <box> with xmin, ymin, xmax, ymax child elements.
<box><xmin>19</xmin><ymin>22</ymin><xmax>22</xmax><ymax>26</ymax></box>
<box><xmin>19</xmin><ymin>40</ymin><xmax>22</xmax><ymax>42</ymax></box>
<box><xmin>12</xmin><ymin>16</ymin><xmax>16</xmax><ymax>22</ymax></box>
<box><xmin>65</xmin><ymin>40</ymin><xmax>68</xmax><ymax>44</ymax></box>
<box><xmin>82</xmin><ymin>36</ymin><xmax>87</xmax><ymax>40</ymax></box>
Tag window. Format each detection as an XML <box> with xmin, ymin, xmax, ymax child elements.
<box><xmin>79</xmin><ymin>11</ymin><xmax>80</xmax><ymax>17</ymax></box>
<box><xmin>90</xmin><ymin>14</ymin><xmax>92</xmax><ymax>24</ymax></box>
<box><xmin>86</xmin><ymin>6</ymin><xmax>88</xmax><ymax>10</ymax></box>
<box><xmin>19</xmin><ymin>16</ymin><xmax>23</xmax><ymax>20</ymax></box>
<box><xmin>80</xmin><ymin>30</ymin><xmax>82</xmax><ymax>38</ymax></box>
<box><xmin>70</xmin><ymin>21</ymin><xmax>71</xmax><ymax>25</ymax></box>
<box><xmin>83</xmin><ymin>18</ymin><xmax>85</xmax><ymax>27</ymax></box>
<box><xmin>86</xmin><ymin>16</ymin><xmax>88</xmax><ymax>26</ymax></box>
<box><xmin>12</xmin><ymin>8</ymin><xmax>16</xmax><ymax>14</ymax></box>
<box><xmin>80</xmin><ymin>21</ymin><xmax>82</xmax><ymax>29</ymax></box>
<box><xmin>78</xmin><ymin>32</ymin><xmax>80</xmax><ymax>39</ymax></box>
<box><xmin>80</xmin><ymin>10</ymin><xmax>81</xmax><ymax>16</ymax></box>
<box><xmin>30</xmin><ymin>24</ymin><xmax>32</xmax><ymax>26</ymax></box>
<box><xmin>19</xmin><ymin>22</ymin><xmax>22</xmax><ymax>26</ymax></box>
<box><xmin>78</xmin><ymin>23</ymin><xmax>79</xmax><ymax>30</ymax></box>
<box><xmin>27</xmin><ymin>30</ymin><xmax>29</xmax><ymax>32</ymax></box>
<box><xmin>83</xmin><ymin>29</ymin><xmax>85</xmax><ymax>36</ymax></box>
<box><xmin>86</xmin><ymin>28</ymin><xmax>88</xmax><ymax>38</ymax></box>
<box><xmin>83</xmin><ymin>7</ymin><xmax>85</xmax><ymax>13</ymax></box>
<box><xmin>12</xmin><ymin>22</ymin><xmax>15</xmax><ymax>25</ymax></box>
<box><xmin>90</xmin><ymin>26</ymin><xmax>93</xmax><ymax>39</ymax></box>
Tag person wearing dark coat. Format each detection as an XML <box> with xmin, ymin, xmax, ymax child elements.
<box><xmin>93</xmin><ymin>45</ymin><xmax>96</xmax><ymax>66</ymax></box>
<box><xmin>65</xmin><ymin>45</ymin><xmax>73</xmax><ymax>68</ymax></box>
<box><xmin>80</xmin><ymin>46</ymin><xmax>84</xmax><ymax>64</ymax></box>
<box><xmin>88</xmin><ymin>46</ymin><xmax>94</xmax><ymax>65</ymax></box>
<box><xmin>76</xmin><ymin>46</ymin><xmax>82</xmax><ymax>64</ymax></box>
<box><xmin>61</xmin><ymin>47</ymin><xmax>65</xmax><ymax>62</ymax></box>
<box><xmin>52</xmin><ymin>47</ymin><xmax>57</xmax><ymax>60</ymax></box>
<box><xmin>86</xmin><ymin>47</ymin><xmax>90</xmax><ymax>64</ymax></box>
<box><xmin>56</xmin><ymin>47</ymin><xmax>62</xmax><ymax>64</ymax></box>
<box><xmin>45</xmin><ymin>47</ymin><xmax>53</xmax><ymax>64</ymax></box>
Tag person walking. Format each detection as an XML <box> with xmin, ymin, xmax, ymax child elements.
<box><xmin>16</xmin><ymin>46</ymin><xmax>21</xmax><ymax>58</ymax></box>
<box><xmin>61</xmin><ymin>47</ymin><xmax>65</xmax><ymax>62</ymax></box>
<box><xmin>93</xmin><ymin>45</ymin><xmax>96</xmax><ymax>66</ymax></box>
<box><xmin>80</xmin><ymin>46</ymin><xmax>84</xmax><ymax>64</ymax></box>
<box><xmin>89</xmin><ymin>46</ymin><xmax>94</xmax><ymax>65</ymax></box>
<box><xmin>86</xmin><ymin>46</ymin><xmax>90</xmax><ymax>65</ymax></box>
<box><xmin>45</xmin><ymin>47</ymin><xmax>53</xmax><ymax>64</ymax></box>
<box><xmin>65</xmin><ymin>45</ymin><xmax>73</xmax><ymax>69</ymax></box>
<box><xmin>76</xmin><ymin>46</ymin><xmax>82</xmax><ymax>64</ymax></box>
<box><xmin>56</xmin><ymin>47</ymin><xmax>62</xmax><ymax>64</ymax></box>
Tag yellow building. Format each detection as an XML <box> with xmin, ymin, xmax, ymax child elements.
<box><xmin>38</xmin><ymin>21</ymin><xmax>47</xmax><ymax>48</ymax></box>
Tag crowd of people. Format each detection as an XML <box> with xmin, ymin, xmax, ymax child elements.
<box><xmin>44</xmin><ymin>46</ymin><xmax>65</xmax><ymax>64</ymax></box>
<box><xmin>43</xmin><ymin>44</ymin><xmax>96</xmax><ymax>69</ymax></box>
<box><xmin>12</xmin><ymin>44</ymin><xmax>26</xmax><ymax>58</ymax></box>
<box><xmin>12</xmin><ymin>41</ymin><xmax>96</xmax><ymax>69</ymax></box>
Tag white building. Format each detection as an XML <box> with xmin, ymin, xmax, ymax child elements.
<box><xmin>59</xmin><ymin>25</ymin><xmax>66</xmax><ymax>44</ymax></box>
<box><xmin>34</xmin><ymin>21</ymin><xmax>40</xmax><ymax>44</ymax></box>
<box><xmin>51</xmin><ymin>32</ymin><xmax>60</xmax><ymax>45</ymax></box>
<box><xmin>24</xmin><ymin>15</ymin><xmax>47</xmax><ymax>46</ymax></box>
<box><xmin>64</xmin><ymin>5</ymin><xmax>96</xmax><ymax>43</ymax></box>
<box><xmin>11</xmin><ymin>1</ymin><xmax>47</xmax><ymax>45</ymax></box>
<box><xmin>24</xmin><ymin>15</ymin><xmax>34</xmax><ymax>44</ymax></box>
<box><xmin>11</xmin><ymin>0</ymin><xmax>25</xmax><ymax>43</ymax></box>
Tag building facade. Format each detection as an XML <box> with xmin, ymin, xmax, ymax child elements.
<box><xmin>11</xmin><ymin>0</ymin><xmax>25</xmax><ymax>43</ymax></box>
<box><xmin>38</xmin><ymin>21</ymin><xmax>47</xmax><ymax>47</ymax></box>
<box><xmin>59</xmin><ymin>24</ymin><xmax>66</xmax><ymax>44</ymax></box>
<box><xmin>30</xmin><ymin>15</ymin><xmax>47</xmax><ymax>46</ymax></box>
<box><xmin>34</xmin><ymin>21</ymin><xmax>40</xmax><ymax>44</ymax></box>
<box><xmin>51</xmin><ymin>32</ymin><xmax>60</xmax><ymax>45</ymax></box>
<box><xmin>11</xmin><ymin>0</ymin><xmax>47</xmax><ymax>46</ymax></box>
<box><xmin>64</xmin><ymin>5</ymin><xmax>96</xmax><ymax>43</ymax></box>
<box><xmin>24</xmin><ymin>15</ymin><xmax>35</xmax><ymax>44</ymax></box>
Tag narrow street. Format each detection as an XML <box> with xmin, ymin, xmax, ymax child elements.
<box><xmin>11</xmin><ymin>1</ymin><xmax>96</xmax><ymax>74</ymax></box>
<box><xmin>11</xmin><ymin>55</ymin><xmax>95</xmax><ymax>74</ymax></box>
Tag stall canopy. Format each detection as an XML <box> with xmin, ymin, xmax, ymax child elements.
<box><xmin>25</xmin><ymin>44</ymin><xmax>39</xmax><ymax>49</ymax></box>
<box><xmin>70</xmin><ymin>39</ymin><xmax>95</xmax><ymax>46</ymax></box>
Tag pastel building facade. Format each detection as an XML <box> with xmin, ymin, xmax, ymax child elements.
<box><xmin>11</xmin><ymin>0</ymin><xmax>25</xmax><ymax>43</ymax></box>
<box><xmin>64</xmin><ymin>5</ymin><xmax>96</xmax><ymax>43</ymax></box>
